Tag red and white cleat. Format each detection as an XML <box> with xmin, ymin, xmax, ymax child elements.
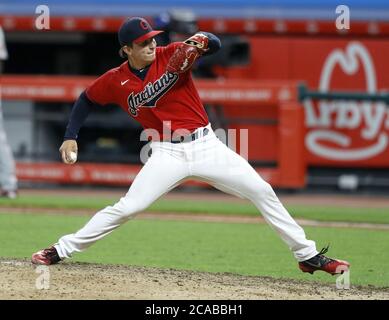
<box><xmin>31</xmin><ymin>246</ymin><xmax>61</xmax><ymax>265</ymax></box>
<box><xmin>298</xmin><ymin>246</ymin><xmax>350</xmax><ymax>275</ymax></box>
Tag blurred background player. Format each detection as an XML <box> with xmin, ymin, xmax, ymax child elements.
<box><xmin>0</xmin><ymin>25</ymin><xmax>17</xmax><ymax>199</ymax></box>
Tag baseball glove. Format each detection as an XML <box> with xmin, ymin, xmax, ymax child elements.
<box><xmin>166</xmin><ymin>43</ymin><xmax>200</xmax><ymax>74</ymax></box>
<box><xmin>183</xmin><ymin>33</ymin><xmax>209</xmax><ymax>55</ymax></box>
<box><xmin>166</xmin><ymin>33</ymin><xmax>209</xmax><ymax>74</ymax></box>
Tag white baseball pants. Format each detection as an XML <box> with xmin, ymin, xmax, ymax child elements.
<box><xmin>55</xmin><ymin>124</ymin><xmax>318</xmax><ymax>262</ymax></box>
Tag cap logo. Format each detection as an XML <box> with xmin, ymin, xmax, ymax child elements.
<box><xmin>140</xmin><ymin>20</ymin><xmax>149</xmax><ymax>30</ymax></box>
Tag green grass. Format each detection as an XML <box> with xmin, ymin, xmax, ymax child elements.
<box><xmin>0</xmin><ymin>213</ymin><xmax>388</xmax><ymax>287</ymax></box>
<box><xmin>1</xmin><ymin>195</ymin><xmax>389</xmax><ymax>224</ymax></box>
<box><xmin>0</xmin><ymin>195</ymin><xmax>113</xmax><ymax>210</ymax></box>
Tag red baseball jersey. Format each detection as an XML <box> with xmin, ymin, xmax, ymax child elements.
<box><xmin>85</xmin><ymin>42</ymin><xmax>209</xmax><ymax>139</ymax></box>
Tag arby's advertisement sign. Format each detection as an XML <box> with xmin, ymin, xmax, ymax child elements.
<box><xmin>300</xmin><ymin>40</ymin><xmax>389</xmax><ymax>167</ymax></box>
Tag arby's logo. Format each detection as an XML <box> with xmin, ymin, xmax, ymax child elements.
<box><xmin>304</xmin><ymin>42</ymin><xmax>389</xmax><ymax>161</ymax></box>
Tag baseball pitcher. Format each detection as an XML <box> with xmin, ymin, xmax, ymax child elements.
<box><xmin>32</xmin><ymin>17</ymin><xmax>349</xmax><ymax>275</ymax></box>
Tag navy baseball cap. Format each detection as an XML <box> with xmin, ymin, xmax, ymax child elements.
<box><xmin>118</xmin><ymin>17</ymin><xmax>163</xmax><ymax>46</ymax></box>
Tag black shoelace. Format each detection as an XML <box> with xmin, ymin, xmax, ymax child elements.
<box><xmin>314</xmin><ymin>245</ymin><xmax>335</xmax><ymax>266</ymax></box>
<box><xmin>318</xmin><ymin>245</ymin><xmax>329</xmax><ymax>256</ymax></box>
<box><xmin>305</xmin><ymin>244</ymin><xmax>333</xmax><ymax>267</ymax></box>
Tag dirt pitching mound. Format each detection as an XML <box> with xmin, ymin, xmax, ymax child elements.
<box><xmin>1</xmin><ymin>259</ymin><xmax>388</xmax><ymax>300</ymax></box>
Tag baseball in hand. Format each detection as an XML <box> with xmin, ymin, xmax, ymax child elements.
<box><xmin>68</xmin><ymin>151</ymin><xmax>77</xmax><ymax>163</ymax></box>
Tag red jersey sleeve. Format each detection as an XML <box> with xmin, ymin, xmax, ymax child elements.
<box><xmin>85</xmin><ymin>70</ymin><xmax>115</xmax><ymax>105</ymax></box>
